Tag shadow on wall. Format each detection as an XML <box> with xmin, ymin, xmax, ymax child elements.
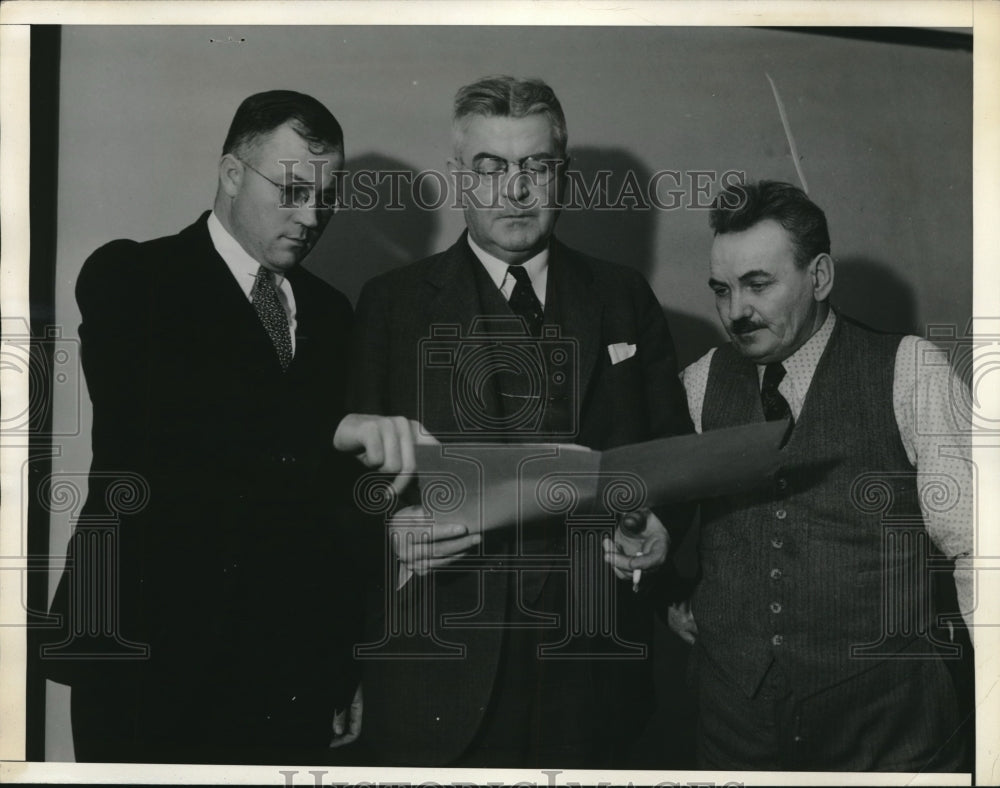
<box><xmin>557</xmin><ymin>146</ymin><xmax>658</xmax><ymax>281</ymax></box>
<box><xmin>831</xmin><ymin>256</ymin><xmax>919</xmax><ymax>336</ymax></box>
<box><xmin>558</xmin><ymin>146</ymin><xmax>725</xmax><ymax>369</ymax></box>
<box><xmin>304</xmin><ymin>153</ymin><xmax>441</xmax><ymax>303</ymax></box>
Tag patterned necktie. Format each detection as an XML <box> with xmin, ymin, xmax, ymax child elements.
<box><xmin>251</xmin><ymin>266</ymin><xmax>293</xmax><ymax>370</ymax></box>
<box><xmin>761</xmin><ymin>362</ymin><xmax>792</xmax><ymax>423</ymax></box>
<box><xmin>507</xmin><ymin>265</ymin><xmax>543</xmax><ymax>337</ymax></box>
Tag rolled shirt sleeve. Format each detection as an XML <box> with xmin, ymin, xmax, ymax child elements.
<box><xmin>893</xmin><ymin>335</ymin><xmax>975</xmax><ymax>640</ymax></box>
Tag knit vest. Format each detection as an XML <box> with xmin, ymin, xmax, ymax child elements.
<box><xmin>694</xmin><ymin>317</ymin><xmax>932</xmax><ymax>697</ymax></box>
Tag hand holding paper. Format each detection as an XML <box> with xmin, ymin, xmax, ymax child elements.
<box><xmin>411</xmin><ymin>420</ymin><xmax>790</xmax><ymax>535</ymax></box>
<box><xmin>388</xmin><ymin>504</ymin><xmax>481</xmax><ymax>585</ymax></box>
<box><xmin>333</xmin><ymin>414</ymin><xmax>439</xmax><ymax>496</ymax></box>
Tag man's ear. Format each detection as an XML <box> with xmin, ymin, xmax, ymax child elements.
<box><xmin>219</xmin><ymin>153</ymin><xmax>243</xmax><ymax>198</ymax></box>
<box><xmin>811</xmin><ymin>253</ymin><xmax>835</xmax><ymax>301</ymax></box>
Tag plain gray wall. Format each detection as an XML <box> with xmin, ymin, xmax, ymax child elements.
<box><xmin>46</xmin><ymin>24</ymin><xmax>972</xmax><ymax>760</ymax></box>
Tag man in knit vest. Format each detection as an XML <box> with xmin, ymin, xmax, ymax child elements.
<box><xmin>675</xmin><ymin>180</ymin><xmax>974</xmax><ymax>771</ymax></box>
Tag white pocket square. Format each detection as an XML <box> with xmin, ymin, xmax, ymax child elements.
<box><xmin>607</xmin><ymin>342</ymin><xmax>637</xmax><ymax>365</ymax></box>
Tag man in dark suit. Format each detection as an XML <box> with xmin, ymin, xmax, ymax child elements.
<box><xmin>675</xmin><ymin>180</ymin><xmax>974</xmax><ymax>770</ymax></box>
<box><xmin>350</xmin><ymin>76</ymin><xmax>693</xmax><ymax>767</ymax></box>
<box><xmin>45</xmin><ymin>90</ymin><xmax>424</xmax><ymax>764</ymax></box>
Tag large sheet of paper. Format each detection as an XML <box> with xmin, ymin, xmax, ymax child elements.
<box><xmin>412</xmin><ymin>419</ymin><xmax>790</xmax><ymax>532</ymax></box>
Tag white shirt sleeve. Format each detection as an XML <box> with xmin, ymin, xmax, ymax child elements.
<box><xmin>893</xmin><ymin>336</ymin><xmax>975</xmax><ymax>639</ymax></box>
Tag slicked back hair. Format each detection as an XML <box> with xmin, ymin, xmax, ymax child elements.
<box><xmin>710</xmin><ymin>180</ymin><xmax>831</xmax><ymax>268</ymax></box>
<box><xmin>453</xmin><ymin>75</ymin><xmax>567</xmax><ymax>158</ymax></box>
<box><xmin>222</xmin><ymin>90</ymin><xmax>344</xmax><ymax>162</ymax></box>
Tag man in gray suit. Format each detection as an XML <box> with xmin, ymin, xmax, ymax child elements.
<box><xmin>350</xmin><ymin>75</ymin><xmax>693</xmax><ymax>767</ymax></box>
<box><xmin>675</xmin><ymin>179</ymin><xmax>974</xmax><ymax>771</ymax></box>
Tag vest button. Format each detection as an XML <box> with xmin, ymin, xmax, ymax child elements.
<box><xmin>771</xmin><ymin>538</ymin><xmax>784</xmax><ymax>549</ymax></box>
<box><xmin>772</xmin><ymin>634</ymin><xmax>784</xmax><ymax>646</ymax></box>
<box><xmin>775</xmin><ymin>509</ymin><xmax>787</xmax><ymax>520</ymax></box>
<box><xmin>770</xmin><ymin>601</ymin><xmax>783</xmax><ymax>614</ymax></box>
<box><xmin>770</xmin><ymin>568</ymin><xmax>783</xmax><ymax>580</ymax></box>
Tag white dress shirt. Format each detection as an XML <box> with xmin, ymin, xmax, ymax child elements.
<box><xmin>467</xmin><ymin>234</ymin><xmax>549</xmax><ymax>306</ymax></box>
<box><xmin>207</xmin><ymin>211</ymin><xmax>297</xmax><ymax>353</ymax></box>
<box><xmin>681</xmin><ymin>311</ymin><xmax>974</xmax><ymax>636</ymax></box>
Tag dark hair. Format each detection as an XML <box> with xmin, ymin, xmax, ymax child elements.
<box><xmin>222</xmin><ymin>90</ymin><xmax>343</xmax><ymax>159</ymax></box>
<box><xmin>453</xmin><ymin>75</ymin><xmax>567</xmax><ymax>157</ymax></box>
<box><xmin>710</xmin><ymin>180</ymin><xmax>830</xmax><ymax>267</ymax></box>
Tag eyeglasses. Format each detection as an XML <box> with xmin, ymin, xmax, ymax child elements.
<box><xmin>464</xmin><ymin>155</ymin><xmax>563</xmax><ymax>185</ymax></box>
<box><xmin>237</xmin><ymin>158</ymin><xmax>336</xmax><ymax>210</ymax></box>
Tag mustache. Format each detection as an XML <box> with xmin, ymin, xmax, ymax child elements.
<box><xmin>731</xmin><ymin>318</ymin><xmax>766</xmax><ymax>335</ymax></box>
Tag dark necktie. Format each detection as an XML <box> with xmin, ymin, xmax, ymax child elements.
<box><xmin>761</xmin><ymin>362</ymin><xmax>792</xmax><ymax>423</ymax></box>
<box><xmin>251</xmin><ymin>266</ymin><xmax>293</xmax><ymax>370</ymax></box>
<box><xmin>507</xmin><ymin>265</ymin><xmax>543</xmax><ymax>337</ymax></box>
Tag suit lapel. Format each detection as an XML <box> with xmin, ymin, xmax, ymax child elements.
<box><xmin>424</xmin><ymin>235</ymin><xmax>484</xmax><ymax>332</ymax></box>
<box><xmin>545</xmin><ymin>239</ymin><xmax>602</xmax><ymax>410</ymax></box>
<box><xmin>182</xmin><ymin>214</ymin><xmax>288</xmax><ymax>375</ymax></box>
<box><xmin>422</xmin><ymin>234</ymin><xmax>506</xmax><ymax>436</ymax></box>
<box><xmin>418</xmin><ymin>235</ymin><xmax>604</xmax><ymax>438</ymax></box>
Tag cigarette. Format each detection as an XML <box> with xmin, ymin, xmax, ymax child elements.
<box><xmin>632</xmin><ymin>551</ymin><xmax>643</xmax><ymax>593</ymax></box>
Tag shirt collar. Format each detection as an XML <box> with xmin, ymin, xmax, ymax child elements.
<box><xmin>758</xmin><ymin>309</ymin><xmax>837</xmax><ymax>404</ymax></box>
<box><xmin>207</xmin><ymin>211</ymin><xmax>286</xmax><ymax>299</ymax></box>
<box><xmin>467</xmin><ymin>233</ymin><xmax>549</xmax><ymax>292</ymax></box>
